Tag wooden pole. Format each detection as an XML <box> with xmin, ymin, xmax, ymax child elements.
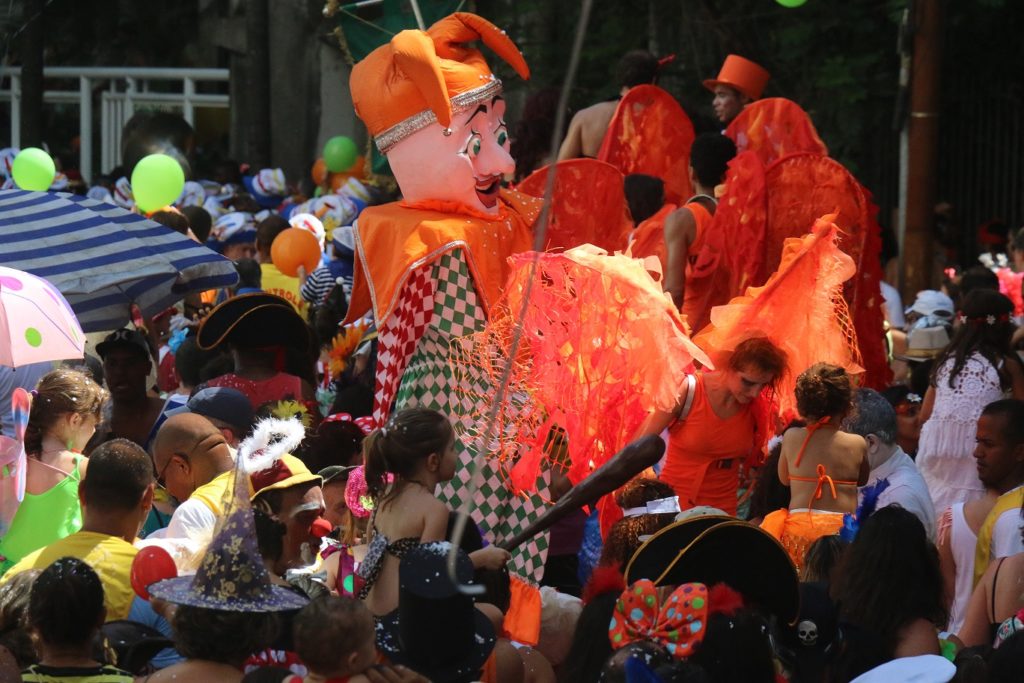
<box><xmin>902</xmin><ymin>0</ymin><xmax>944</xmax><ymax>296</ymax></box>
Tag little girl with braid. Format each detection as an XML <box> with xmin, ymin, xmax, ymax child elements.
<box><xmin>357</xmin><ymin>407</ymin><xmax>510</xmax><ymax>616</ymax></box>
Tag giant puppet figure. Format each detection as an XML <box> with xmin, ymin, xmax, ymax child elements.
<box><xmin>345</xmin><ymin>14</ymin><xmax>554</xmax><ymax>598</ymax></box>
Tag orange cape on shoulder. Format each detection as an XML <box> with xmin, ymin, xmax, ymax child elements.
<box><xmin>345</xmin><ymin>190</ymin><xmax>538</xmax><ymax>325</ymax></box>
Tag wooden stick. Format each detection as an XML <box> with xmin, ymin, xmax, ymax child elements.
<box><xmin>498</xmin><ymin>435</ymin><xmax>665</xmax><ymax>551</ymax></box>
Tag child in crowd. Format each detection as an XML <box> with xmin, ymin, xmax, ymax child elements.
<box><xmin>22</xmin><ymin>557</ymin><xmax>133</xmax><ymax>682</ymax></box>
<box><xmin>762</xmin><ymin>363</ymin><xmax>868</xmax><ymax>570</ymax></box>
<box><xmin>357</xmin><ymin>407</ymin><xmax>510</xmax><ymax>616</ymax></box>
<box><xmin>917</xmin><ymin>289</ymin><xmax>1024</xmax><ymax>514</ymax></box>
<box><xmin>0</xmin><ymin>569</ymin><xmax>40</xmax><ymax>677</ymax></box>
<box><xmin>0</xmin><ymin>369</ymin><xmax>106</xmax><ymax>574</ymax></box>
<box><xmin>292</xmin><ymin>596</ymin><xmax>377</xmax><ymax>683</ymax></box>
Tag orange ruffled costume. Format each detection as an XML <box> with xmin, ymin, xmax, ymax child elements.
<box><xmin>693</xmin><ymin>215</ymin><xmax>864</xmax><ymax>420</ymax></box>
<box><xmin>598</xmin><ymin>84</ymin><xmax>695</xmax><ymax>204</ymax></box>
<box><xmin>516</xmin><ymin>159</ymin><xmax>634</xmax><ymax>254</ymax></box>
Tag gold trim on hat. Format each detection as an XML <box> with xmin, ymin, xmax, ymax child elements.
<box><xmin>375</xmin><ymin>79</ymin><xmax>504</xmax><ymax>155</ymax></box>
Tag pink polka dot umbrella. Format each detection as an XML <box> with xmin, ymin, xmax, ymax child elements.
<box><xmin>0</xmin><ymin>266</ymin><xmax>85</xmax><ymax>367</ymax></box>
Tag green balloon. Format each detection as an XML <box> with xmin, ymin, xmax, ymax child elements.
<box><xmin>11</xmin><ymin>147</ymin><xmax>56</xmax><ymax>191</ymax></box>
<box><xmin>131</xmin><ymin>153</ymin><xmax>186</xmax><ymax>213</ymax></box>
<box><xmin>323</xmin><ymin>136</ymin><xmax>359</xmax><ymax>173</ymax></box>
<box><xmin>776</xmin><ymin>0</ymin><xmax>807</xmax><ymax>6</ymax></box>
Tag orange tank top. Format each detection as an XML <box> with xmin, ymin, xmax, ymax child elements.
<box><xmin>683</xmin><ymin>200</ymin><xmax>713</xmax><ymax>279</ymax></box>
<box><xmin>660</xmin><ymin>374</ymin><xmax>755</xmax><ymax>515</ymax></box>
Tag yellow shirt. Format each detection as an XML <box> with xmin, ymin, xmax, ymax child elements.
<box><xmin>0</xmin><ymin>531</ymin><xmax>138</xmax><ymax>621</ymax></box>
<box><xmin>260</xmin><ymin>263</ymin><xmax>308</xmax><ymax>316</ymax></box>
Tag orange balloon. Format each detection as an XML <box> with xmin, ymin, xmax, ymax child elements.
<box><xmin>271</xmin><ymin>227</ymin><xmax>321</xmax><ymax>277</ymax></box>
<box><xmin>312</xmin><ymin>158</ymin><xmax>328</xmax><ymax>185</ymax></box>
<box><xmin>328</xmin><ymin>156</ymin><xmax>367</xmax><ymax>191</ymax></box>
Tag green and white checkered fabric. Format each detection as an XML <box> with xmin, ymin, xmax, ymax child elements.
<box><xmin>394</xmin><ymin>249</ymin><xmax>551</xmax><ymax>582</ymax></box>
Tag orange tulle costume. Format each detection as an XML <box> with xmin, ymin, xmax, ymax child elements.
<box><xmin>452</xmin><ymin>245</ymin><xmax>712</xmax><ymax>496</ymax></box>
<box><xmin>597</xmin><ymin>84</ymin><xmax>695</xmax><ymax>204</ymax></box>
<box><xmin>693</xmin><ymin>216</ymin><xmax>864</xmax><ymax>420</ymax></box>
<box><xmin>516</xmin><ymin>159</ymin><xmax>634</xmax><ymax>253</ymax></box>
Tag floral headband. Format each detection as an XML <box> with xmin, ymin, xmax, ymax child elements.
<box><xmin>610</xmin><ymin>580</ymin><xmax>709</xmax><ymax>659</ymax></box>
<box><xmin>957</xmin><ymin>312</ymin><xmax>1011</xmax><ymax>325</ymax></box>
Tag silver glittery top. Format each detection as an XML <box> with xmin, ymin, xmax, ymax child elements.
<box><xmin>374</xmin><ymin>78</ymin><xmax>503</xmax><ymax>155</ymax></box>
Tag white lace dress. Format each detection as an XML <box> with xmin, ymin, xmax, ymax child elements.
<box><xmin>917</xmin><ymin>353</ymin><xmax>1006</xmax><ymax>514</ymax></box>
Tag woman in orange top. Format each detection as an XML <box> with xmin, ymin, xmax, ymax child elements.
<box><xmin>636</xmin><ymin>337</ymin><xmax>787</xmax><ymax>515</ymax></box>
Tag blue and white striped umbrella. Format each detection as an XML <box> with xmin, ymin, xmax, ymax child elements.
<box><xmin>0</xmin><ymin>189</ymin><xmax>238</xmax><ymax>332</ymax></box>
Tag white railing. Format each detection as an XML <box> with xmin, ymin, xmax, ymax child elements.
<box><xmin>0</xmin><ymin>67</ymin><xmax>229</xmax><ymax>183</ymax></box>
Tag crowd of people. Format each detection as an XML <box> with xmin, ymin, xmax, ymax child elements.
<box><xmin>1</xmin><ymin>10</ymin><xmax>1024</xmax><ymax>683</ymax></box>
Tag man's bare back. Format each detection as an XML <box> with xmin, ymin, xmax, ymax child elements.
<box><xmin>557</xmin><ymin>100</ymin><xmax>619</xmax><ymax>160</ymax></box>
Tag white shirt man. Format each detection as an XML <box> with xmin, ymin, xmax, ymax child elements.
<box><xmin>845</xmin><ymin>389</ymin><xmax>936</xmax><ymax>539</ymax></box>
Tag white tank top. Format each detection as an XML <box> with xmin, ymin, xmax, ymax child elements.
<box><xmin>947</xmin><ymin>502</ymin><xmax>977</xmax><ymax>634</ymax></box>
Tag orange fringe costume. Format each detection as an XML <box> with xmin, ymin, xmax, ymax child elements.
<box><xmin>452</xmin><ymin>245</ymin><xmax>711</xmax><ymax>495</ymax></box>
<box><xmin>597</xmin><ymin>84</ymin><xmax>695</xmax><ymax>204</ymax></box>
<box><xmin>684</xmin><ymin>100</ymin><xmax>891</xmax><ymax>388</ymax></box>
<box><xmin>516</xmin><ymin>159</ymin><xmax>634</xmax><ymax>254</ymax></box>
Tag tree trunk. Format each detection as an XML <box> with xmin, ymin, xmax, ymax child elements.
<box><xmin>19</xmin><ymin>0</ymin><xmax>45</xmax><ymax>148</ymax></box>
<box><xmin>244</xmin><ymin>0</ymin><xmax>271</xmax><ymax>167</ymax></box>
<box><xmin>903</xmin><ymin>0</ymin><xmax>944</xmax><ymax>295</ymax></box>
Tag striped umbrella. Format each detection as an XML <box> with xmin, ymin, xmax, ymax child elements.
<box><xmin>0</xmin><ymin>189</ymin><xmax>238</xmax><ymax>332</ymax></box>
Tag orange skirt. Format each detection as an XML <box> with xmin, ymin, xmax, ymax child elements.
<box><xmin>760</xmin><ymin>508</ymin><xmax>844</xmax><ymax>573</ymax></box>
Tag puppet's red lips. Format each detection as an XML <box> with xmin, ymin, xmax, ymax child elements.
<box><xmin>475</xmin><ymin>177</ymin><xmax>501</xmax><ymax>207</ymax></box>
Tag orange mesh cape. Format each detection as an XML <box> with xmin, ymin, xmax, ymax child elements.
<box><xmin>516</xmin><ymin>159</ymin><xmax>633</xmax><ymax>253</ymax></box>
<box><xmin>597</xmin><ymin>85</ymin><xmax>695</xmax><ymax>204</ymax></box>
<box><xmin>725</xmin><ymin>98</ymin><xmax>827</xmax><ymax>167</ymax></box>
<box><xmin>450</xmin><ymin>245</ymin><xmax>712</xmax><ymax>494</ymax></box>
<box><xmin>685</xmin><ymin>152</ymin><xmax>891</xmax><ymax>388</ymax></box>
<box><xmin>762</xmin><ymin>153</ymin><xmax>890</xmax><ymax>388</ymax></box>
<box><xmin>694</xmin><ymin>216</ymin><xmax>864</xmax><ymax>419</ymax></box>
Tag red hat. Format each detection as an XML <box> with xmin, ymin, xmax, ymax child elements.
<box><xmin>349</xmin><ymin>12</ymin><xmax>529</xmax><ymax>154</ymax></box>
<box><xmin>703</xmin><ymin>54</ymin><xmax>770</xmax><ymax>100</ymax></box>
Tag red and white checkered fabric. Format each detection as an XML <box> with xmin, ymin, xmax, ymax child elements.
<box><xmin>371</xmin><ymin>266</ymin><xmax>434</xmax><ymax>427</ymax></box>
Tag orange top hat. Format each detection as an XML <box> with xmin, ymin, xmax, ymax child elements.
<box><xmin>703</xmin><ymin>54</ymin><xmax>770</xmax><ymax>100</ymax></box>
<box><xmin>350</xmin><ymin>12</ymin><xmax>530</xmax><ymax>154</ymax></box>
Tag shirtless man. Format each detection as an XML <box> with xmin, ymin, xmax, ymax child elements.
<box><xmin>702</xmin><ymin>54</ymin><xmax>770</xmax><ymax>126</ymax></box>
<box><xmin>557</xmin><ymin>50</ymin><xmax>659</xmax><ymax>160</ymax></box>
<box><xmin>663</xmin><ymin>133</ymin><xmax>736</xmax><ymax>309</ymax></box>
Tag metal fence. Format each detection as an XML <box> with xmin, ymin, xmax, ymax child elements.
<box><xmin>0</xmin><ymin>67</ymin><xmax>229</xmax><ymax>183</ymax></box>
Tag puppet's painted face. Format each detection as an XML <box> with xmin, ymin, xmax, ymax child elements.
<box><xmin>387</xmin><ymin>95</ymin><xmax>512</xmax><ymax>215</ymax></box>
